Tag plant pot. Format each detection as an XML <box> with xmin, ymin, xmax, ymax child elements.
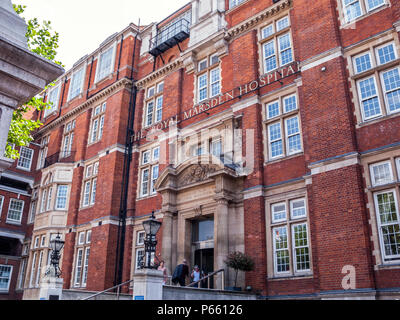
<box><xmin>225</xmin><ymin>286</ymin><xmax>242</xmax><ymax>291</ymax></box>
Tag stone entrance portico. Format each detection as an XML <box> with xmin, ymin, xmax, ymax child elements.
<box><xmin>155</xmin><ymin>155</ymin><xmax>245</xmax><ymax>289</ymax></box>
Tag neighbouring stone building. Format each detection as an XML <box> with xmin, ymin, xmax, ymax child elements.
<box><xmin>2</xmin><ymin>0</ymin><xmax>400</xmax><ymax>300</ymax></box>
<box><xmin>0</xmin><ymin>0</ymin><xmax>64</xmax><ymax>300</ymax></box>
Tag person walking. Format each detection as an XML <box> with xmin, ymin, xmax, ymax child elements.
<box><xmin>190</xmin><ymin>265</ymin><xmax>202</xmax><ymax>288</ymax></box>
<box><xmin>172</xmin><ymin>259</ymin><xmax>189</xmax><ymax>286</ymax></box>
<box><xmin>157</xmin><ymin>260</ymin><xmax>168</xmax><ymax>285</ymax></box>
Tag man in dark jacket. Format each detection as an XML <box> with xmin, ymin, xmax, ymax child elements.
<box><xmin>172</xmin><ymin>259</ymin><xmax>189</xmax><ymax>286</ymax></box>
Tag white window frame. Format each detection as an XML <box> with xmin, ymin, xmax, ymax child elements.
<box><xmin>380</xmin><ymin>66</ymin><xmax>400</xmax><ymax>115</ymax></box>
<box><xmin>0</xmin><ymin>265</ymin><xmax>13</xmax><ymax>292</ymax></box>
<box><xmin>277</xmin><ymin>32</ymin><xmax>293</xmax><ymax>67</ymax></box>
<box><xmin>356</xmin><ymin>75</ymin><xmax>382</xmax><ymax>121</ymax></box>
<box><xmin>0</xmin><ymin>195</ymin><xmax>4</xmax><ymax>219</ymax></box>
<box><xmin>6</xmin><ymin>198</ymin><xmax>24</xmax><ymax>224</ymax></box>
<box><xmin>342</xmin><ymin>0</ymin><xmax>363</xmax><ymax>23</ymax></box>
<box><xmin>229</xmin><ymin>0</ymin><xmax>245</xmax><ymax>9</ymax></box>
<box><xmin>137</xmin><ymin>231</ymin><xmax>145</xmax><ymax>246</ymax></box>
<box><xmin>353</xmin><ymin>51</ymin><xmax>373</xmax><ymax>74</ymax></box>
<box><xmin>365</xmin><ymin>0</ymin><xmax>386</xmax><ymax>12</ymax></box>
<box><xmin>45</xmin><ymin>84</ymin><xmax>61</xmax><ymax>117</ymax></box>
<box><xmin>135</xmin><ymin>248</ymin><xmax>145</xmax><ymax>270</ymax></box>
<box><xmin>94</xmin><ymin>44</ymin><xmax>116</xmax><ymax>83</ymax></box>
<box><xmin>86</xmin><ymin>230</ymin><xmax>92</xmax><ymax>244</ymax></box>
<box><xmin>375</xmin><ymin>42</ymin><xmax>397</xmax><ymax>66</ymax></box>
<box><xmin>285</xmin><ymin>115</ymin><xmax>302</xmax><ymax>156</ymax></box>
<box><xmin>272</xmin><ymin>226</ymin><xmax>290</xmax><ymax>275</ymax></box>
<box><xmin>78</xmin><ymin>232</ymin><xmax>85</xmax><ymax>245</ymax></box>
<box><xmin>74</xmin><ymin>248</ymin><xmax>84</xmax><ymax>287</ymax></box>
<box><xmin>268</xmin><ymin>122</ymin><xmax>284</xmax><ymax>160</ymax></box>
<box><xmin>55</xmin><ymin>185</ymin><xmax>68</xmax><ymax>210</ymax></box>
<box><xmin>140</xmin><ymin>168</ymin><xmax>150</xmax><ymax>197</ymax></box>
<box><xmin>35</xmin><ymin>251</ymin><xmax>43</xmax><ymax>287</ymax></box>
<box><xmin>271</xmin><ymin>202</ymin><xmax>287</xmax><ymax>223</ymax></box>
<box><xmin>263</xmin><ymin>40</ymin><xmax>278</xmax><ymax>73</ymax></box>
<box><xmin>150</xmin><ymin>164</ymin><xmax>159</xmax><ymax>195</ymax></box>
<box><xmin>29</xmin><ymin>252</ymin><xmax>37</xmax><ymax>288</ymax></box>
<box><xmin>396</xmin><ymin>158</ymin><xmax>400</xmax><ymax>180</ymax></box>
<box><xmin>17</xmin><ymin>147</ymin><xmax>34</xmax><ymax>171</ymax></box>
<box><xmin>68</xmin><ymin>66</ymin><xmax>85</xmax><ymax>101</ymax></box>
<box><xmin>290</xmin><ymin>198</ymin><xmax>307</xmax><ymax>220</ymax></box>
<box><xmin>369</xmin><ymin>160</ymin><xmax>394</xmax><ymax>186</ymax></box>
<box><xmin>46</xmin><ymin>187</ymin><xmax>53</xmax><ymax>211</ymax></box>
<box><xmin>81</xmin><ymin>247</ymin><xmax>90</xmax><ymax>287</ymax></box>
<box><xmin>373</xmin><ymin>189</ymin><xmax>400</xmax><ymax>261</ymax></box>
<box><xmin>291</xmin><ymin>223</ymin><xmax>311</xmax><ymax>273</ymax></box>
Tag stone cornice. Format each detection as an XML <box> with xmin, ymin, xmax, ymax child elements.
<box><xmin>224</xmin><ymin>0</ymin><xmax>292</xmax><ymax>41</ymax></box>
<box><xmin>34</xmin><ymin>77</ymin><xmax>133</xmax><ymax>138</ymax></box>
<box><xmin>136</xmin><ymin>59</ymin><xmax>183</xmax><ymax>89</ymax></box>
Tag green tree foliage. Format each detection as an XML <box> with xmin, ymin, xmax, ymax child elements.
<box><xmin>224</xmin><ymin>251</ymin><xmax>255</xmax><ymax>288</ymax></box>
<box><xmin>5</xmin><ymin>4</ymin><xmax>63</xmax><ymax>159</ymax></box>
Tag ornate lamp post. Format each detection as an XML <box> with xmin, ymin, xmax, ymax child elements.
<box><xmin>142</xmin><ymin>211</ymin><xmax>162</xmax><ymax>269</ymax></box>
<box><xmin>48</xmin><ymin>233</ymin><xmax>65</xmax><ymax>277</ymax></box>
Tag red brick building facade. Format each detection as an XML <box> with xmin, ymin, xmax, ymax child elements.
<box><xmin>1</xmin><ymin>0</ymin><xmax>400</xmax><ymax>300</ymax></box>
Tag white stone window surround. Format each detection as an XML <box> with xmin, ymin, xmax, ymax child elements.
<box><xmin>340</xmin><ymin>0</ymin><xmax>387</xmax><ymax>25</ymax></box>
<box><xmin>266</xmin><ymin>187</ymin><xmax>312</xmax><ymax>279</ymax></box>
<box><xmin>67</xmin><ymin>65</ymin><xmax>86</xmax><ymax>101</ymax></box>
<box><xmin>138</xmin><ymin>145</ymin><xmax>160</xmax><ymax>199</ymax></box>
<box><xmin>81</xmin><ymin>161</ymin><xmax>99</xmax><ymax>208</ymax></box>
<box><xmin>263</xmin><ymin>91</ymin><xmax>302</xmax><ymax>162</ymax></box>
<box><xmin>94</xmin><ymin>41</ymin><xmax>117</xmax><ymax>84</ymax></box>
<box><xmin>259</xmin><ymin>14</ymin><xmax>293</xmax><ymax>76</ymax></box>
<box><xmin>194</xmin><ymin>53</ymin><xmax>221</xmax><ymax>104</ymax></box>
<box><xmin>346</xmin><ymin>34</ymin><xmax>400</xmax><ymax>127</ymax></box>
<box><xmin>228</xmin><ymin>0</ymin><xmax>247</xmax><ymax>10</ymax></box>
<box><xmin>88</xmin><ymin>102</ymin><xmax>107</xmax><ymax>145</ymax></box>
<box><xmin>17</xmin><ymin>146</ymin><xmax>34</xmax><ymax>171</ymax></box>
<box><xmin>143</xmin><ymin>81</ymin><xmax>164</xmax><ymax>128</ymax></box>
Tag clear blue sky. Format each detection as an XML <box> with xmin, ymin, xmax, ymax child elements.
<box><xmin>12</xmin><ymin>0</ymin><xmax>190</xmax><ymax>71</ymax></box>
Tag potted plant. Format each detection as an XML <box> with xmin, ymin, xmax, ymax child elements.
<box><xmin>224</xmin><ymin>251</ymin><xmax>255</xmax><ymax>291</ymax></box>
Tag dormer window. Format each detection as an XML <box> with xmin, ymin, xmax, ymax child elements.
<box><xmin>95</xmin><ymin>46</ymin><xmax>115</xmax><ymax>83</ymax></box>
<box><xmin>44</xmin><ymin>84</ymin><xmax>60</xmax><ymax>117</ymax></box>
<box><xmin>68</xmin><ymin>67</ymin><xmax>85</xmax><ymax>101</ymax></box>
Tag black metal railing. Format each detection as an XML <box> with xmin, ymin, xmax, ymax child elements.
<box><xmin>149</xmin><ymin>18</ymin><xmax>190</xmax><ymax>56</ymax></box>
<box><xmin>44</xmin><ymin>151</ymin><xmax>76</xmax><ymax>168</ymax></box>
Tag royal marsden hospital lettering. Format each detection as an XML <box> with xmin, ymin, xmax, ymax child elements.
<box><xmin>132</xmin><ymin>62</ymin><xmax>299</xmax><ymax>142</ymax></box>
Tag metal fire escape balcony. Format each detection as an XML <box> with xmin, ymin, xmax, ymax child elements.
<box><xmin>149</xmin><ymin>19</ymin><xmax>190</xmax><ymax>57</ymax></box>
<box><xmin>44</xmin><ymin>151</ymin><xmax>76</xmax><ymax>169</ymax></box>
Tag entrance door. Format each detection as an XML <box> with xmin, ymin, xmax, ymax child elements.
<box><xmin>194</xmin><ymin>248</ymin><xmax>214</xmax><ymax>288</ymax></box>
<box><xmin>192</xmin><ymin>218</ymin><xmax>214</xmax><ymax>288</ymax></box>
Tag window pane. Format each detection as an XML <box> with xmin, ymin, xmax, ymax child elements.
<box><xmin>56</xmin><ymin>185</ymin><xmax>68</xmax><ymax>209</ymax></box>
<box><xmin>376</xmin><ymin>192</ymin><xmax>398</xmax><ymax>224</ymax></box>
<box><xmin>381</xmin><ymin>68</ymin><xmax>400</xmax><ymax>113</ymax></box>
<box><xmin>97</xmin><ymin>47</ymin><xmax>113</xmax><ymax>81</ymax></box>
<box><xmin>264</xmin><ymin>41</ymin><xmax>277</xmax><ymax>72</ymax></box>
<box><xmin>283</xmin><ymin>95</ymin><xmax>297</xmax><ymax>113</ymax></box>
<box><xmin>0</xmin><ymin>265</ymin><xmax>12</xmax><ymax>292</ymax></box>
<box><xmin>269</xmin><ymin>123</ymin><xmax>283</xmax><ymax>158</ymax></box>
<box><xmin>7</xmin><ymin>199</ymin><xmax>24</xmax><ymax>222</ymax></box>
<box><xmin>272</xmin><ymin>203</ymin><xmax>286</xmax><ymax>222</ymax></box>
<box><xmin>267</xmin><ymin>101</ymin><xmax>280</xmax><ymax>119</ymax></box>
<box><xmin>262</xmin><ymin>24</ymin><xmax>274</xmax><ymax>39</ymax></box>
<box><xmin>358</xmin><ymin>77</ymin><xmax>381</xmax><ymax>119</ymax></box>
<box><xmin>276</xmin><ymin>16</ymin><xmax>289</xmax><ymax>31</ymax></box>
<box><xmin>278</xmin><ymin>33</ymin><xmax>293</xmax><ymax>66</ymax></box>
<box><xmin>274</xmin><ymin>227</ymin><xmax>290</xmax><ymax>273</ymax></box>
<box><xmin>366</xmin><ymin>0</ymin><xmax>385</xmax><ymax>11</ymax></box>
<box><xmin>343</xmin><ymin>0</ymin><xmax>362</xmax><ymax>22</ymax></box>
<box><xmin>17</xmin><ymin>147</ymin><xmax>33</xmax><ymax>170</ymax></box>
<box><xmin>146</xmin><ymin>102</ymin><xmax>154</xmax><ymax>126</ymax></box>
<box><xmin>69</xmin><ymin>68</ymin><xmax>84</xmax><ymax>99</ymax></box>
<box><xmin>293</xmin><ymin>224</ymin><xmax>310</xmax><ymax>271</ymax></box>
<box><xmin>291</xmin><ymin>199</ymin><xmax>306</xmax><ymax>219</ymax></box>
<box><xmin>370</xmin><ymin>162</ymin><xmax>393</xmax><ymax>186</ymax></box>
<box><xmin>377</xmin><ymin>43</ymin><xmax>396</xmax><ymax>65</ymax></box>
<box><xmin>354</xmin><ymin>52</ymin><xmax>372</xmax><ymax>74</ymax></box>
